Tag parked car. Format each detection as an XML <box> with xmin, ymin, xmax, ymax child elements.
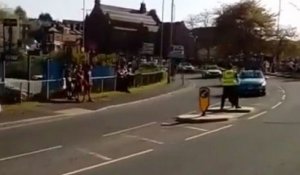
<box><xmin>238</xmin><ymin>70</ymin><xmax>267</xmax><ymax>96</ymax></box>
<box><xmin>178</xmin><ymin>62</ymin><xmax>196</xmax><ymax>73</ymax></box>
<box><xmin>200</xmin><ymin>65</ymin><xmax>223</xmax><ymax>78</ymax></box>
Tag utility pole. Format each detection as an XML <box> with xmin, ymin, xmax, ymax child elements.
<box><xmin>168</xmin><ymin>0</ymin><xmax>175</xmax><ymax>84</ymax></box>
<box><xmin>277</xmin><ymin>0</ymin><xmax>282</xmax><ymax>32</ymax></box>
<box><xmin>82</xmin><ymin>0</ymin><xmax>87</xmax><ymax>63</ymax></box>
<box><xmin>160</xmin><ymin>0</ymin><xmax>165</xmax><ymax>61</ymax></box>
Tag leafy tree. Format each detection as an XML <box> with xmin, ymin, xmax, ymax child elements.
<box><xmin>215</xmin><ymin>0</ymin><xmax>276</xmax><ymax>57</ymax></box>
<box><xmin>14</xmin><ymin>6</ymin><xmax>27</xmax><ymax>21</ymax></box>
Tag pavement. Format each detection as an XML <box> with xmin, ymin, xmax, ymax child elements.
<box><xmin>0</xmin><ymin>74</ymin><xmax>298</xmax><ymax>175</ymax></box>
<box><xmin>0</xmin><ymin>77</ymin><xmax>188</xmax><ymax>123</ymax></box>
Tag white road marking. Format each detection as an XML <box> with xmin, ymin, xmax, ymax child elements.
<box><xmin>0</xmin><ymin>84</ymin><xmax>195</xmax><ymax>131</ymax></box>
<box><xmin>102</xmin><ymin>122</ymin><xmax>157</xmax><ymax>137</ymax></box>
<box><xmin>124</xmin><ymin>134</ymin><xmax>164</xmax><ymax>145</ymax></box>
<box><xmin>210</xmin><ymin>102</ymin><xmax>221</xmax><ymax>107</ymax></box>
<box><xmin>0</xmin><ymin>145</ymin><xmax>63</xmax><ymax>162</ymax></box>
<box><xmin>278</xmin><ymin>86</ymin><xmax>285</xmax><ymax>94</ymax></box>
<box><xmin>61</xmin><ymin>149</ymin><xmax>154</xmax><ymax>175</ymax></box>
<box><xmin>282</xmin><ymin>95</ymin><xmax>286</xmax><ymax>100</ymax></box>
<box><xmin>272</xmin><ymin>102</ymin><xmax>282</xmax><ymax>109</ymax></box>
<box><xmin>247</xmin><ymin>111</ymin><xmax>268</xmax><ymax>120</ymax></box>
<box><xmin>185</xmin><ymin>125</ymin><xmax>233</xmax><ymax>141</ymax></box>
<box><xmin>76</xmin><ymin>148</ymin><xmax>112</xmax><ymax>161</ymax></box>
<box><xmin>183</xmin><ymin>126</ymin><xmax>209</xmax><ymax>132</ymax></box>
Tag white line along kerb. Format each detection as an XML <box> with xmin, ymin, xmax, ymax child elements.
<box><xmin>102</xmin><ymin>122</ymin><xmax>157</xmax><ymax>137</ymax></box>
<box><xmin>272</xmin><ymin>102</ymin><xmax>282</xmax><ymax>109</ymax></box>
<box><xmin>185</xmin><ymin>125</ymin><xmax>233</xmax><ymax>141</ymax></box>
<box><xmin>248</xmin><ymin>111</ymin><xmax>268</xmax><ymax>120</ymax></box>
<box><xmin>62</xmin><ymin>149</ymin><xmax>154</xmax><ymax>175</ymax></box>
<box><xmin>0</xmin><ymin>145</ymin><xmax>63</xmax><ymax>162</ymax></box>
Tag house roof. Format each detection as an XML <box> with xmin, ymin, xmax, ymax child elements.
<box><xmin>99</xmin><ymin>4</ymin><xmax>158</xmax><ymax>32</ymax></box>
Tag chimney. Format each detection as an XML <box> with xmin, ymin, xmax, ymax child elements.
<box><xmin>140</xmin><ymin>2</ymin><xmax>147</xmax><ymax>13</ymax></box>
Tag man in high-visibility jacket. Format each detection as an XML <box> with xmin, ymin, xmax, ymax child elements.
<box><xmin>221</xmin><ymin>64</ymin><xmax>241</xmax><ymax>110</ymax></box>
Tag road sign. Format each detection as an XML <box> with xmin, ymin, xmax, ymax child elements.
<box><xmin>199</xmin><ymin>87</ymin><xmax>210</xmax><ymax>116</ymax></box>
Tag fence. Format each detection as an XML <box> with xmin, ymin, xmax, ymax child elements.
<box><xmin>0</xmin><ymin>71</ymin><xmax>165</xmax><ymax>103</ymax></box>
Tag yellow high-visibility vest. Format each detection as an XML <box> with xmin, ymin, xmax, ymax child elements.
<box><xmin>222</xmin><ymin>70</ymin><xmax>238</xmax><ymax>86</ymax></box>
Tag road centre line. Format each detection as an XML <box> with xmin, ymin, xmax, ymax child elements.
<box><xmin>185</xmin><ymin>125</ymin><xmax>233</xmax><ymax>141</ymax></box>
<box><xmin>0</xmin><ymin>145</ymin><xmax>63</xmax><ymax>162</ymax></box>
<box><xmin>102</xmin><ymin>122</ymin><xmax>157</xmax><ymax>137</ymax></box>
<box><xmin>183</xmin><ymin>126</ymin><xmax>209</xmax><ymax>132</ymax></box>
<box><xmin>124</xmin><ymin>134</ymin><xmax>164</xmax><ymax>145</ymax></box>
<box><xmin>62</xmin><ymin>149</ymin><xmax>154</xmax><ymax>175</ymax></box>
<box><xmin>282</xmin><ymin>95</ymin><xmax>286</xmax><ymax>100</ymax></box>
<box><xmin>272</xmin><ymin>102</ymin><xmax>282</xmax><ymax>109</ymax></box>
<box><xmin>76</xmin><ymin>148</ymin><xmax>112</xmax><ymax>161</ymax></box>
<box><xmin>247</xmin><ymin>111</ymin><xmax>268</xmax><ymax>120</ymax></box>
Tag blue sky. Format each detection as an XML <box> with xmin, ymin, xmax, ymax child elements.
<box><xmin>4</xmin><ymin>0</ymin><xmax>300</xmax><ymax>31</ymax></box>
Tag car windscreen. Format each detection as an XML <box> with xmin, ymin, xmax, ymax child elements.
<box><xmin>239</xmin><ymin>71</ymin><xmax>263</xmax><ymax>79</ymax></box>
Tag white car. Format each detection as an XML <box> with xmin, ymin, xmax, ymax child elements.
<box><xmin>200</xmin><ymin>65</ymin><xmax>223</xmax><ymax>78</ymax></box>
<box><xmin>178</xmin><ymin>63</ymin><xmax>196</xmax><ymax>72</ymax></box>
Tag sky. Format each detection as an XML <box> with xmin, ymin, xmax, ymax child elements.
<box><xmin>3</xmin><ymin>0</ymin><xmax>300</xmax><ymax>31</ymax></box>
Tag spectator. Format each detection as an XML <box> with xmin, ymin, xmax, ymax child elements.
<box><xmin>74</xmin><ymin>64</ymin><xmax>84</xmax><ymax>102</ymax></box>
<box><xmin>83</xmin><ymin>64</ymin><xmax>94</xmax><ymax>102</ymax></box>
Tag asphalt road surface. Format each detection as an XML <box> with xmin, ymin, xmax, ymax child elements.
<box><xmin>0</xmin><ymin>74</ymin><xmax>297</xmax><ymax>175</ymax></box>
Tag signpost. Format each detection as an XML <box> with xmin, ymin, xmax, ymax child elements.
<box><xmin>199</xmin><ymin>87</ymin><xmax>210</xmax><ymax>116</ymax></box>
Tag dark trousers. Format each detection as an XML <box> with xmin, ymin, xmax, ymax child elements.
<box><xmin>221</xmin><ymin>86</ymin><xmax>239</xmax><ymax>109</ymax></box>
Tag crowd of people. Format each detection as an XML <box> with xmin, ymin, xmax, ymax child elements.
<box><xmin>63</xmin><ymin>63</ymin><xmax>93</xmax><ymax>103</ymax></box>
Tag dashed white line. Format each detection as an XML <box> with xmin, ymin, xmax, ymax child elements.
<box><xmin>102</xmin><ymin>122</ymin><xmax>157</xmax><ymax>137</ymax></box>
<box><xmin>61</xmin><ymin>149</ymin><xmax>154</xmax><ymax>175</ymax></box>
<box><xmin>247</xmin><ymin>111</ymin><xmax>268</xmax><ymax>120</ymax></box>
<box><xmin>125</xmin><ymin>134</ymin><xmax>164</xmax><ymax>145</ymax></box>
<box><xmin>185</xmin><ymin>125</ymin><xmax>233</xmax><ymax>141</ymax></box>
<box><xmin>282</xmin><ymin>95</ymin><xmax>286</xmax><ymax>100</ymax></box>
<box><xmin>76</xmin><ymin>148</ymin><xmax>112</xmax><ymax>161</ymax></box>
<box><xmin>0</xmin><ymin>145</ymin><xmax>63</xmax><ymax>162</ymax></box>
<box><xmin>272</xmin><ymin>102</ymin><xmax>282</xmax><ymax>109</ymax></box>
<box><xmin>183</xmin><ymin>126</ymin><xmax>209</xmax><ymax>132</ymax></box>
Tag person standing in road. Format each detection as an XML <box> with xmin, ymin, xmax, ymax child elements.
<box><xmin>220</xmin><ymin>63</ymin><xmax>241</xmax><ymax>110</ymax></box>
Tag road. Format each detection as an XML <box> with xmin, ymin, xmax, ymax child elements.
<box><xmin>0</xmin><ymin>74</ymin><xmax>297</xmax><ymax>175</ymax></box>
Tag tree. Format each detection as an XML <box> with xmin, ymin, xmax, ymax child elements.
<box><xmin>38</xmin><ymin>13</ymin><xmax>53</xmax><ymax>22</ymax></box>
<box><xmin>275</xmin><ymin>26</ymin><xmax>297</xmax><ymax>61</ymax></box>
<box><xmin>14</xmin><ymin>6</ymin><xmax>27</xmax><ymax>21</ymax></box>
<box><xmin>185</xmin><ymin>10</ymin><xmax>214</xmax><ymax>29</ymax></box>
<box><xmin>185</xmin><ymin>14</ymin><xmax>200</xmax><ymax>29</ymax></box>
<box><xmin>198</xmin><ymin>10</ymin><xmax>214</xmax><ymax>27</ymax></box>
<box><xmin>215</xmin><ymin>0</ymin><xmax>276</xmax><ymax>57</ymax></box>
